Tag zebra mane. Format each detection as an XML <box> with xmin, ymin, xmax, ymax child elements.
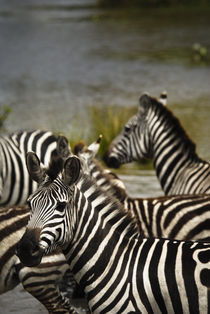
<box><xmin>73</xmin><ymin>141</ymin><xmax>86</xmax><ymax>155</ymax></box>
<box><xmin>150</xmin><ymin>97</ymin><xmax>200</xmax><ymax>160</ymax></box>
<box><xmin>80</xmin><ymin>173</ymin><xmax>139</xmax><ymax>236</ymax></box>
<box><xmin>73</xmin><ymin>141</ymin><xmax>127</xmax><ymax>202</ymax></box>
<box><xmin>45</xmin><ymin>150</ymin><xmax>64</xmax><ymax>181</ymax></box>
<box><xmin>93</xmin><ymin>158</ymin><xmax>127</xmax><ymax>202</ymax></box>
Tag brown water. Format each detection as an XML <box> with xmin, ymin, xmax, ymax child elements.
<box><xmin>0</xmin><ymin>0</ymin><xmax>209</xmax><ymax>312</ymax></box>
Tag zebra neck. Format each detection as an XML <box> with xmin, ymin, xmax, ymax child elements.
<box><xmin>149</xmin><ymin>114</ymin><xmax>205</xmax><ymax>194</ymax></box>
<box><xmin>63</xmin><ymin>175</ymin><xmax>138</xmax><ymax>288</ymax></box>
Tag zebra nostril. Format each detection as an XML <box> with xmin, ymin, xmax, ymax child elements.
<box><xmin>31</xmin><ymin>246</ymin><xmax>41</xmax><ymax>257</ymax></box>
<box><xmin>106</xmin><ymin>156</ymin><xmax>120</xmax><ymax>169</ymax></box>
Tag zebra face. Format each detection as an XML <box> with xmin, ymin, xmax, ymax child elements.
<box><xmin>17</xmin><ymin>152</ymin><xmax>81</xmax><ymax>267</ymax></box>
<box><xmin>104</xmin><ymin>114</ymin><xmax>147</xmax><ymax>168</ymax></box>
<box><xmin>17</xmin><ymin>178</ymin><xmax>73</xmax><ymax>267</ymax></box>
<box><xmin>104</xmin><ymin>94</ymin><xmax>155</xmax><ymax>168</ymax></box>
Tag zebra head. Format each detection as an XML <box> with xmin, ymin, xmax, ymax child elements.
<box><xmin>104</xmin><ymin>93</ymin><xmax>166</xmax><ymax>168</ymax></box>
<box><xmin>17</xmin><ymin>138</ymin><xmax>81</xmax><ymax>267</ymax></box>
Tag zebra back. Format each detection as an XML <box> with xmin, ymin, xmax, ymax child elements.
<box><xmin>0</xmin><ymin>130</ymin><xmax>57</xmax><ymax>206</ymax></box>
<box><xmin>75</xmin><ymin>138</ymin><xmax>210</xmax><ymax>241</ymax></box>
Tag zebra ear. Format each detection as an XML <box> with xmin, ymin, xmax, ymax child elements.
<box><xmin>63</xmin><ymin>156</ymin><xmax>81</xmax><ymax>186</ymax></box>
<box><xmin>87</xmin><ymin>134</ymin><xmax>102</xmax><ymax>158</ymax></box>
<box><xmin>138</xmin><ymin>94</ymin><xmax>151</xmax><ymax>115</ymax></box>
<box><xmin>26</xmin><ymin>152</ymin><xmax>45</xmax><ymax>184</ymax></box>
<box><xmin>159</xmin><ymin>91</ymin><xmax>167</xmax><ymax>106</ymax></box>
<box><xmin>57</xmin><ymin>135</ymin><xmax>72</xmax><ymax>159</ymax></box>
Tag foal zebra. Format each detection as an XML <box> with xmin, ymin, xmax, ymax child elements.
<box><xmin>0</xmin><ymin>204</ymin><xmax>78</xmax><ymax>313</ymax></box>
<box><xmin>75</xmin><ymin>138</ymin><xmax>210</xmax><ymax>240</ymax></box>
<box><xmin>104</xmin><ymin>93</ymin><xmax>210</xmax><ymax>195</ymax></box>
<box><xmin>0</xmin><ymin>129</ymin><xmax>57</xmax><ymax>206</ymax></box>
<box><xmin>17</xmin><ymin>151</ymin><xmax>210</xmax><ymax>314</ymax></box>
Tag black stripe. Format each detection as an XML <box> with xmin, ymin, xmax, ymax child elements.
<box><xmin>164</xmin><ymin>241</ymin><xmax>183</xmax><ymax>313</ymax></box>
<box><xmin>182</xmin><ymin>243</ymin><xmax>199</xmax><ymax>313</ymax></box>
<box><xmin>149</xmin><ymin>240</ymin><xmax>168</xmax><ymax>313</ymax></box>
<box><xmin>136</xmin><ymin>239</ymin><xmax>154</xmax><ymax>313</ymax></box>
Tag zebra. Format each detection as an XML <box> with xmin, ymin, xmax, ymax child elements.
<box><xmin>104</xmin><ymin>93</ymin><xmax>210</xmax><ymax>195</ymax></box>
<box><xmin>0</xmin><ymin>204</ymin><xmax>78</xmax><ymax>314</ymax></box>
<box><xmin>17</xmin><ymin>150</ymin><xmax>210</xmax><ymax>314</ymax></box>
<box><xmin>0</xmin><ymin>129</ymin><xmax>57</xmax><ymax>206</ymax></box>
<box><xmin>75</xmin><ymin>137</ymin><xmax>210</xmax><ymax>241</ymax></box>
<box><xmin>73</xmin><ymin>135</ymin><xmax>127</xmax><ymax>203</ymax></box>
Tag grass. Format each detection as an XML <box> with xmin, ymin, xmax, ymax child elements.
<box><xmin>64</xmin><ymin>104</ymin><xmax>153</xmax><ymax>170</ymax></box>
<box><xmin>0</xmin><ymin>105</ymin><xmax>12</xmax><ymax>131</ymax></box>
<box><xmin>88</xmin><ymin>104</ymin><xmax>137</xmax><ymax>157</ymax></box>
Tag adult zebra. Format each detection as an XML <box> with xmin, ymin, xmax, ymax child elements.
<box><xmin>75</xmin><ymin>138</ymin><xmax>210</xmax><ymax>241</ymax></box>
<box><xmin>0</xmin><ymin>129</ymin><xmax>57</xmax><ymax>206</ymax></box>
<box><xmin>17</xmin><ymin>151</ymin><xmax>210</xmax><ymax>314</ymax></box>
<box><xmin>0</xmin><ymin>204</ymin><xmax>77</xmax><ymax>314</ymax></box>
<box><xmin>104</xmin><ymin>93</ymin><xmax>210</xmax><ymax>195</ymax></box>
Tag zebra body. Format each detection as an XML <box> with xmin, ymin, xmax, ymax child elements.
<box><xmin>104</xmin><ymin>93</ymin><xmax>210</xmax><ymax>195</ymax></box>
<box><xmin>75</xmin><ymin>139</ymin><xmax>210</xmax><ymax>240</ymax></box>
<box><xmin>124</xmin><ymin>194</ymin><xmax>210</xmax><ymax>240</ymax></box>
<box><xmin>17</xmin><ymin>152</ymin><xmax>210</xmax><ymax>314</ymax></box>
<box><xmin>0</xmin><ymin>130</ymin><xmax>57</xmax><ymax>206</ymax></box>
<box><xmin>0</xmin><ymin>204</ymin><xmax>78</xmax><ymax>313</ymax></box>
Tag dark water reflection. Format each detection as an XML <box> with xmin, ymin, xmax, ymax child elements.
<box><xmin>0</xmin><ymin>1</ymin><xmax>209</xmax><ymax>312</ymax></box>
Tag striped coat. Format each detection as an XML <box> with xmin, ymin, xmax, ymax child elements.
<box><xmin>0</xmin><ymin>130</ymin><xmax>57</xmax><ymax>206</ymax></box>
<box><xmin>17</xmin><ymin>153</ymin><xmax>210</xmax><ymax>314</ymax></box>
<box><xmin>0</xmin><ymin>204</ymin><xmax>77</xmax><ymax>313</ymax></box>
<box><xmin>75</xmin><ymin>139</ymin><xmax>210</xmax><ymax>241</ymax></box>
<box><xmin>104</xmin><ymin>93</ymin><xmax>210</xmax><ymax>195</ymax></box>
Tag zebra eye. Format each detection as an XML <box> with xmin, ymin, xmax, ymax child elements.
<box><xmin>57</xmin><ymin>202</ymin><xmax>66</xmax><ymax>211</ymax></box>
<box><xmin>27</xmin><ymin>200</ymin><xmax>31</xmax><ymax>210</ymax></box>
<box><xmin>124</xmin><ymin>126</ymin><xmax>130</xmax><ymax>133</ymax></box>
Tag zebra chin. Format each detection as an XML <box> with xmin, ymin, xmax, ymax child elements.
<box><xmin>16</xmin><ymin>228</ymin><xmax>45</xmax><ymax>267</ymax></box>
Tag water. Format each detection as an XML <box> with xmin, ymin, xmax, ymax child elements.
<box><xmin>0</xmin><ymin>1</ymin><xmax>210</xmax><ymax>312</ymax></box>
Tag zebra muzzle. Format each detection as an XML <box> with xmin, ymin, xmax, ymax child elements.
<box><xmin>16</xmin><ymin>228</ymin><xmax>44</xmax><ymax>267</ymax></box>
<box><xmin>103</xmin><ymin>154</ymin><xmax>121</xmax><ymax>169</ymax></box>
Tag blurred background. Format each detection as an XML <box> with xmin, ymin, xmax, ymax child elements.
<box><xmin>0</xmin><ymin>0</ymin><xmax>210</xmax><ymax>312</ymax></box>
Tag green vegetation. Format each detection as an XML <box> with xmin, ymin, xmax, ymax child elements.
<box><xmin>0</xmin><ymin>106</ymin><xmax>12</xmax><ymax>131</ymax></box>
<box><xmin>192</xmin><ymin>43</ymin><xmax>209</xmax><ymax>64</ymax></box>
<box><xmin>65</xmin><ymin>104</ymin><xmax>153</xmax><ymax>170</ymax></box>
<box><xmin>64</xmin><ymin>105</ymin><xmax>137</xmax><ymax>158</ymax></box>
<box><xmin>88</xmin><ymin>104</ymin><xmax>137</xmax><ymax>157</ymax></box>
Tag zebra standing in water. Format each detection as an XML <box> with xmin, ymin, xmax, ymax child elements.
<box><xmin>17</xmin><ymin>151</ymin><xmax>210</xmax><ymax>314</ymax></box>
<box><xmin>0</xmin><ymin>129</ymin><xmax>57</xmax><ymax>206</ymax></box>
<box><xmin>75</xmin><ymin>138</ymin><xmax>210</xmax><ymax>240</ymax></box>
<box><xmin>104</xmin><ymin>93</ymin><xmax>210</xmax><ymax>195</ymax></box>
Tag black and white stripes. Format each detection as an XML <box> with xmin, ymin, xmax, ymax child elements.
<box><xmin>17</xmin><ymin>153</ymin><xmax>210</xmax><ymax>313</ymax></box>
<box><xmin>0</xmin><ymin>204</ymin><xmax>77</xmax><ymax>313</ymax></box>
<box><xmin>105</xmin><ymin>93</ymin><xmax>210</xmax><ymax>195</ymax></box>
<box><xmin>76</xmin><ymin>139</ymin><xmax>210</xmax><ymax>241</ymax></box>
<box><xmin>0</xmin><ymin>130</ymin><xmax>57</xmax><ymax>206</ymax></box>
